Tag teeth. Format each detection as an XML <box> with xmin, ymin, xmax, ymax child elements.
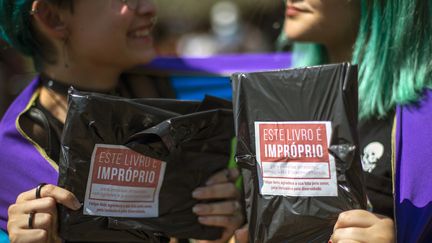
<box><xmin>131</xmin><ymin>29</ymin><xmax>150</xmax><ymax>38</ymax></box>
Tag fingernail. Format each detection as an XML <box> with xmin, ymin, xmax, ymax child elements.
<box><xmin>198</xmin><ymin>216</ymin><xmax>208</xmax><ymax>223</ymax></box>
<box><xmin>192</xmin><ymin>189</ymin><xmax>204</xmax><ymax>198</ymax></box>
<box><xmin>73</xmin><ymin>199</ymin><xmax>81</xmax><ymax>210</ymax></box>
<box><xmin>192</xmin><ymin>205</ymin><xmax>205</xmax><ymax>214</ymax></box>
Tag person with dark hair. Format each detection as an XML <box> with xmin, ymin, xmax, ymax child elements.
<box><xmin>0</xmin><ymin>1</ymin><xmax>243</xmax><ymax>242</ymax></box>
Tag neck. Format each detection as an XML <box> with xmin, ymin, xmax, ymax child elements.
<box><xmin>42</xmin><ymin>62</ymin><xmax>122</xmax><ymax>93</ymax></box>
<box><xmin>39</xmin><ymin>61</ymin><xmax>124</xmax><ymax>124</ymax></box>
<box><xmin>325</xmin><ymin>40</ymin><xmax>355</xmax><ymax>64</ymax></box>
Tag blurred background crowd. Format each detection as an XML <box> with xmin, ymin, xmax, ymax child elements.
<box><xmin>0</xmin><ymin>0</ymin><xmax>286</xmax><ymax>118</ymax></box>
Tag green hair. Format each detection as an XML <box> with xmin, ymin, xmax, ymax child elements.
<box><xmin>291</xmin><ymin>0</ymin><xmax>432</xmax><ymax>119</ymax></box>
<box><xmin>0</xmin><ymin>0</ymin><xmax>34</xmax><ymax>56</ymax></box>
<box><xmin>291</xmin><ymin>43</ymin><xmax>328</xmax><ymax>68</ymax></box>
<box><xmin>0</xmin><ymin>0</ymin><xmax>73</xmax><ymax>69</ymax></box>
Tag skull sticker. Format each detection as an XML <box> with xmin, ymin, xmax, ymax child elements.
<box><xmin>361</xmin><ymin>142</ymin><xmax>384</xmax><ymax>172</ymax></box>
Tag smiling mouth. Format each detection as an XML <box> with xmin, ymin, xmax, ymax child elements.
<box><xmin>129</xmin><ymin>29</ymin><xmax>151</xmax><ymax>38</ymax></box>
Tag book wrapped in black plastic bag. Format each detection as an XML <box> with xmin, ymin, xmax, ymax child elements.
<box><xmin>58</xmin><ymin>90</ymin><xmax>234</xmax><ymax>242</ymax></box>
<box><xmin>231</xmin><ymin>63</ymin><xmax>367</xmax><ymax>242</ymax></box>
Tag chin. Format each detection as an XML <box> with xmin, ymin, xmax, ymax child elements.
<box><xmin>138</xmin><ymin>55</ymin><xmax>155</xmax><ymax>65</ymax></box>
<box><xmin>132</xmin><ymin>50</ymin><xmax>157</xmax><ymax>66</ymax></box>
<box><xmin>284</xmin><ymin>26</ymin><xmax>318</xmax><ymax>43</ymax></box>
<box><xmin>284</xmin><ymin>31</ymin><xmax>305</xmax><ymax>42</ymax></box>
<box><xmin>284</xmin><ymin>19</ymin><xmax>314</xmax><ymax>41</ymax></box>
<box><xmin>284</xmin><ymin>25</ymin><xmax>301</xmax><ymax>41</ymax></box>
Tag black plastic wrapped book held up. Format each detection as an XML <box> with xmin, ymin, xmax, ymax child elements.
<box><xmin>58</xmin><ymin>90</ymin><xmax>233</xmax><ymax>242</ymax></box>
<box><xmin>231</xmin><ymin>63</ymin><xmax>367</xmax><ymax>243</ymax></box>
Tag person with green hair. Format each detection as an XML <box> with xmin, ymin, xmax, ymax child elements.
<box><xmin>0</xmin><ymin>0</ymin><xmax>243</xmax><ymax>242</ymax></box>
<box><xmin>283</xmin><ymin>0</ymin><xmax>432</xmax><ymax>242</ymax></box>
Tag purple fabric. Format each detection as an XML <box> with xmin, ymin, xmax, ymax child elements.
<box><xmin>143</xmin><ymin>53</ymin><xmax>292</xmax><ymax>75</ymax></box>
<box><xmin>395</xmin><ymin>89</ymin><xmax>432</xmax><ymax>242</ymax></box>
<box><xmin>0</xmin><ymin>77</ymin><xmax>58</xmax><ymax>231</ymax></box>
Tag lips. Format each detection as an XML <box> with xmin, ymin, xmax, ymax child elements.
<box><xmin>128</xmin><ymin>24</ymin><xmax>154</xmax><ymax>39</ymax></box>
<box><xmin>129</xmin><ymin>28</ymin><xmax>151</xmax><ymax>38</ymax></box>
<box><xmin>286</xmin><ymin>5</ymin><xmax>308</xmax><ymax>17</ymax></box>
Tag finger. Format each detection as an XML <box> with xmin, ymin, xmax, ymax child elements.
<box><xmin>193</xmin><ymin>200</ymin><xmax>241</xmax><ymax>216</ymax></box>
<box><xmin>9</xmin><ymin>197</ymin><xmax>58</xmax><ymax>216</ymax></box>
<box><xmin>8</xmin><ymin>199</ymin><xmax>58</xmax><ymax>238</ymax></box>
<box><xmin>198</xmin><ymin>214</ymin><xmax>243</xmax><ymax>228</ymax></box>
<box><xmin>12</xmin><ymin>213</ymin><xmax>54</xmax><ymax>231</ymax></box>
<box><xmin>195</xmin><ymin>233</ymin><xmax>233</xmax><ymax>243</ymax></box>
<box><xmin>332</xmin><ymin>227</ymin><xmax>368</xmax><ymax>243</ymax></box>
<box><xmin>193</xmin><ymin>183</ymin><xmax>240</xmax><ymax>200</ymax></box>
<box><xmin>338</xmin><ymin>241</ymin><xmax>361</xmax><ymax>243</ymax></box>
<box><xmin>331</xmin><ymin>240</ymin><xmax>361</xmax><ymax>243</ymax></box>
<box><xmin>334</xmin><ymin>210</ymin><xmax>379</xmax><ymax>230</ymax></box>
<box><xmin>8</xmin><ymin>229</ymin><xmax>48</xmax><ymax>243</ymax></box>
<box><xmin>235</xmin><ymin>225</ymin><xmax>249</xmax><ymax>243</ymax></box>
<box><xmin>17</xmin><ymin>184</ymin><xmax>81</xmax><ymax>210</ymax></box>
<box><xmin>206</xmin><ymin>168</ymin><xmax>240</xmax><ymax>186</ymax></box>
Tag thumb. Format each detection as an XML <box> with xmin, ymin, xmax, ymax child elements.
<box><xmin>235</xmin><ymin>224</ymin><xmax>249</xmax><ymax>243</ymax></box>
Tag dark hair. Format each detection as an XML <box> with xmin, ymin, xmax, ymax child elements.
<box><xmin>0</xmin><ymin>0</ymin><xmax>73</xmax><ymax>70</ymax></box>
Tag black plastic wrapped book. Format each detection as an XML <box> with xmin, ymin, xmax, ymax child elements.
<box><xmin>231</xmin><ymin>63</ymin><xmax>367</xmax><ymax>243</ymax></box>
<box><xmin>58</xmin><ymin>90</ymin><xmax>233</xmax><ymax>242</ymax></box>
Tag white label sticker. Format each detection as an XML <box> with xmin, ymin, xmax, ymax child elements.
<box><xmin>84</xmin><ymin>144</ymin><xmax>166</xmax><ymax>218</ymax></box>
<box><xmin>254</xmin><ymin>121</ymin><xmax>337</xmax><ymax>197</ymax></box>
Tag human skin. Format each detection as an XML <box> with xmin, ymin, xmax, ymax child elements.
<box><xmin>331</xmin><ymin>210</ymin><xmax>395</xmax><ymax>243</ymax></box>
<box><xmin>284</xmin><ymin>0</ymin><xmax>360</xmax><ymax>63</ymax></box>
<box><xmin>6</xmin><ymin>1</ymin><xmax>243</xmax><ymax>242</ymax></box>
<box><xmin>283</xmin><ymin>1</ymin><xmax>395</xmax><ymax>242</ymax></box>
<box><xmin>234</xmin><ymin>1</ymin><xmax>395</xmax><ymax>242</ymax></box>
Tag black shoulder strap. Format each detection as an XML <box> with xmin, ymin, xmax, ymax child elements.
<box><xmin>26</xmin><ymin>105</ymin><xmax>53</xmax><ymax>156</ymax></box>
